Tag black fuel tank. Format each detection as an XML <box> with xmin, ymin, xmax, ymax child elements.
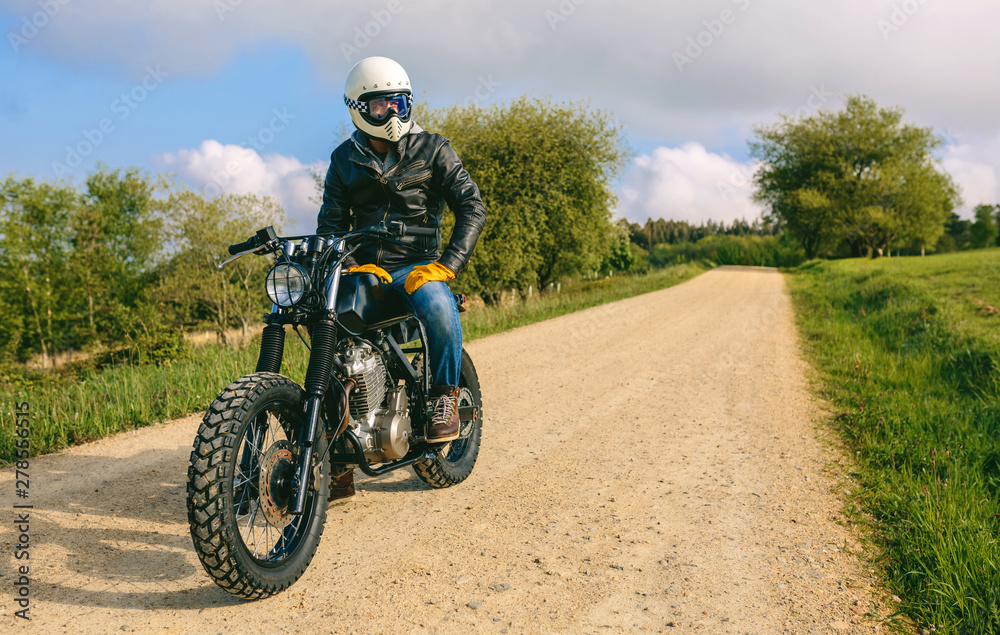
<box><xmin>335</xmin><ymin>274</ymin><xmax>411</xmax><ymax>335</ymax></box>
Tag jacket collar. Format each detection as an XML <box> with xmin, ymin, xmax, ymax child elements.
<box><xmin>348</xmin><ymin>123</ymin><xmax>424</xmax><ymax>169</ymax></box>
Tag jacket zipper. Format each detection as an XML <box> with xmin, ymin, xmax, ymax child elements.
<box><xmin>396</xmin><ymin>169</ymin><xmax>433</xmax><ymax>190</ymax></box>
<box><xmin>375</xmin><ymin>161</ymin><xmax>404</xmax><ymax>267</ymax></box>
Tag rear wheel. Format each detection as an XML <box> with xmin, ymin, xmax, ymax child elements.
<box><xmin>413</xmin><ymin>349</ymin><xmax>483</xmax><ymax>488</ymax></box>
<box><xmin>187</xmin><ymin>372</ymin><xmax>329</xmax><ymax>600</ymax></box>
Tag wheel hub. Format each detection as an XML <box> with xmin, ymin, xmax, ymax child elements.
<box><xmin>258</xmin><ymin>440</ymin><xmax>296</xmax><ymax>529</ymax></box>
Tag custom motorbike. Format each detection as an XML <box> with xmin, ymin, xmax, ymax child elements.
<box><xmin>186</xmin><ymin>222</ymin><xmax>483</xmax><ymax>599</ymax></box>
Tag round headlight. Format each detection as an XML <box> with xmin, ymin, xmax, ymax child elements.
<box><xmin>266</xmin><ymin>263</ymin><xmax>311</xmax><ymax>307</ymax></box>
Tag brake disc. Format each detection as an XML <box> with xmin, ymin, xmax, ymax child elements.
<box><xmin>258</xmin><ymin>440</ymin><xmax>296</xmax><ymax>529</ymax></box>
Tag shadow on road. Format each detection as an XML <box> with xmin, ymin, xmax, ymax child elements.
<box><xmin>26</xmin><ymin>446</ymin><xmax>242</xmax><ymax>610</ymax></box>
<box><xmin>356</xmin><ymin>469</ymin><xmax>433</xmax><ymax>493</ymax></box>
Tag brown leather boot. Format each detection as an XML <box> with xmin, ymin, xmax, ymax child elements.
<box><xmin>427</xmin><ymin>385</ymin><xmax>461</xmax><ymax>443</ymax></box>
<box><xmin>328</xmin><ymin>469</ymin><xmax>355</xmax><ymax>504</ymax></box>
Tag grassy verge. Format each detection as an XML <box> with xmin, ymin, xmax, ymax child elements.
<box><xmin>0</xmin><ymin>261</ymin><xmax>707</xmax><ymax>464</ymax></box>
<box><xmin>787</xmin><ymin>249</ymin><xmax>1000</xmax><ymax>634</ymax></box>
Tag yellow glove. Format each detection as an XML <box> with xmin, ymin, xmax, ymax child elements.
<box><xmin>404</xmin><ymin>262</ymin><xmax>455</xmax><ymax>294</ymax></box>
<box><xmin>345</xmin><ymin>264</ymin><xmax>392</xmax><ymax>284</ymax></box>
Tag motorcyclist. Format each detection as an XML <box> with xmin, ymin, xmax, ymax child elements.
<box><xmin>317</xmin><ymin>56</ymin><xmax>487</xmax><ymax>501</ymax></box>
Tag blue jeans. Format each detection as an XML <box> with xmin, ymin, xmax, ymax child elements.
<box><xmin>384</xmin><ymin>262</ymin><xmax>462</xmax><ymax>387</ymax></box>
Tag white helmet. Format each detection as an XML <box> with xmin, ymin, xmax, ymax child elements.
<box><xmin>343</xmin><ymin>57</ymin><xmax>413</xmax><ymax>142</ymax></box>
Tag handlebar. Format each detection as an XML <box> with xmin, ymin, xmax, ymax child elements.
<box><xmin>221</xmin><ymin>222</ymin><xmax>436</xmax><ymax>268</ymax></box>
<box><xmin>227</xmin><ymin>226</ymin><xmax>279</xmax><ymax>256</ymax></box>
<box><xmin>227</xmin><ymin>236</ymin><xmax>260</xmax><ymax>255</ymax></box>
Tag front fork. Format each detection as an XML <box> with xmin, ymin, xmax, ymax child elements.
<box><xmin>253</xmin><ymin>244</ymin><xmax>353</xmax><ymax>515</ymax></box>
<box><xmin>253</xmin><ymin>316</ymin><xmax>325</xmax><ymax>517</ymax></box>
<box><xmin>238</xmin><ymin>315</ymin><xmax>286</xmax><ymax>487</ymax></box>
<box><xmin>290</xmin><ymin>248</ymin><xmax>345</xmax><ymax>515</ymax></box>
<box><xmin>290</xmin><ymin>317</ymin><xmax>338</xmax><ymax>515</ymax></box>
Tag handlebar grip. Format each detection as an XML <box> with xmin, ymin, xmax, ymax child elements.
<box><xmin>228</xmin><ymin>237</ymin><xmax>259</xmax><ymax>255</ymax></box>
<box><xmin>402</xmin><ymin>226</ymin><xmax>438</xmax><ymax>238</ymax></box>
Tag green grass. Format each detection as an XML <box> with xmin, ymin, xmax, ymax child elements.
<box><xmin>0</xmin><ymin>261</ymin><xmax>707</xmax><ymax>464</ymax></box>
<box><xmin>787</xmin><ymin>248</ymin><xmax>1000</xmax><ymax>634</ymax></box>
<box><xmin>0</xmin><ymin>342</ymin><xmax>313</xmax><ymax>463</ymax></box>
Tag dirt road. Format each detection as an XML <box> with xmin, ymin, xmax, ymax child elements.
<box><xmin>1</xmin><ymin>267</ymin><xmax>883</xmax><ymax>633</ymax></box>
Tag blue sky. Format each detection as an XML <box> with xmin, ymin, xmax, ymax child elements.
<box><xmin>3</xmin><ymin>0</ymin><xmax>999</xmax><ymax>231</ymax></box>
<box><xmin>4</xmin><ymin>46</ymin><xmax>337</xmax><ymax>172</ymax></box>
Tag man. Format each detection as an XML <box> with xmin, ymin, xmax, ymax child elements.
<box><xmin>317</xmin><ymin>57</ymin><xmax>487</xmax><ymax>501</ymax></box>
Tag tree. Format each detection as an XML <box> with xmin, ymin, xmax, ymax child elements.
<box><xmin>996</xmin><ymin>206</ymin><xmax>1000</xmax><ymax>247</ymax></box>
<box><xmin>0</xmin><ymin>168</ymin><xmax>288</xmax><ymax>367</ymax></box>
<box><xmin>0</xmin><ymin>176</ymin><xmax>77</xmax><ymax>365</ymax></box>
<box><xmin>970</xmin><ymin>204</ymin><xmax>999</xmax><ymax>249</ymax></box>
<box><xmin>158</xmin><ymin>190</ymin><xmax>285</xmax><ymax>340</ymax></box>
<box><xmin>1</xmin><ymin>169</ymin><xmax>184</xmax><ymax>365</ymax></box>
<box><xmin>936</xmin><ymin>212</ymin><xmax>971</xmax><ymax>252</ymax></box>
<box><xmin>416</xmin><ymin>97</ymin><xmax>630</xmax><ymax>301</ymax></box>
<box><xmin>751</xmin><ymin>95</ymin><xmax>959</xmax><ymax>259</ymax></box>
<box><xmin>71</xmin><ymin>166</ymin><xmax>164</xmax><ymax>346</ymax></box>
<box><xmin>600</xmin><ymin>219</ymin><xmax>636</xmax><ymax>274</ymax></box>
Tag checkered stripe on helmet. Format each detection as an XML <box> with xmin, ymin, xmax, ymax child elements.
<box><xmin>344</xmin><ymin>95</ymin><xmax>368</xmax><ymax>113</ymax></box>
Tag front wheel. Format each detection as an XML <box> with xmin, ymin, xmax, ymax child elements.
<box><xmin>187</xmin><ymin>372</ymin><xmax>329</xmax><ymax>600</ymax></box>
<box><xmin>413</xmin><ymin>349</ymin><xmax>483</xmax><ymax>488</ymax></box>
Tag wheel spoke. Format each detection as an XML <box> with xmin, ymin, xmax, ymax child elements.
<box><xmin>245</xmin><ymin>417</ymin><xmax>265</xmax><ymax>458</ymax></box>
<box><xmin>235</xmin><ymin>484</ymin><xmax>249</xmax><ymax>516</ymax></box>
<box><xmin>243</xmin><ymin>500</ymin><xmax>259</xmax><ymax>553</ymax></box>
<box><xmin>235</xmin><ymin>456</ymin><xmax>260</xmax><ymax>487</ymax></box>
<box><xmin>272</xmin><ymin>524</ymin><xmax>291</xmax><ymax>558</ymax></box>
<box><xmin>251</xmin><ymin>515</ymin><xmax>262</xmax><ymax>558</ymax></box>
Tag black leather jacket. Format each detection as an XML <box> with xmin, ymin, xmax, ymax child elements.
<box><xmin>317</xmin><ymin>125</ymin><xmax>487</xmax><ymax>274</ymax></box>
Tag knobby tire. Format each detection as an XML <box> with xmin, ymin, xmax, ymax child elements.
<box><xmin>187</xmin><ymin>372</ymin><xmax>329</xmax><ymax>600</ymax></box>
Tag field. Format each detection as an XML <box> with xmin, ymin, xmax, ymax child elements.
<box><xmin>787</xmin><ymin>249</ymin><xmax>1000</xmax><ymax>633</ymax></box>
<box><xmin>0</xmin><ymin>262</ymin><xmax>706</xmax><ymax>464</ymax></box>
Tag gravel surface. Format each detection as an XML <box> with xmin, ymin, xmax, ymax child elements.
<box><xmin>1</xmin><ymin>266</ymin><xmax>885</xmax><ymax>633</ymax></box>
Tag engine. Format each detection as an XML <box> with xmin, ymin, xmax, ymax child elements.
<box><xmin>341</xmin><ymin>342</ymin><xmax>411</xmax><ymax>462</ymax></box>
<box><xmin>343</xmin><ymin>342</ymin><xmax>387</xmax><ymax>420</ymax></box>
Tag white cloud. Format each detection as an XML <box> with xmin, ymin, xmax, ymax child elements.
<box><xmin>155</xmin><ymin>140</ymin><xmax>325</xmax><ymax>231</ymax></box>
<box><xmin>11</xmin><ymin>0</ymin><xmax>1000</xmax><ymax>134</ymax></box>
<box><xmin>156</xmin><ymin>135</ymin><xmax>998</xmax><ymax>235</ymax></box>
<box><xmin>615</xmin><ymin>143</ymin><xmax>762</xmax><ymax>226</ymax></box>
<box><xmin>12</xmin><ymin>0</ymin><xmax>1000</xmax><ymax>225</ymax></box>
<box><xmin>162</xmin><ymin>138</ymin><xmax>770</xmax><ymax>232</ymax></box>
<box><xmin>616</xmin><ymin>139</ymin><xmax>1000</xmax><ymax>228</ymax></box>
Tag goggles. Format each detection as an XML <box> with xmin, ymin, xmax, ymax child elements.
<box><xmin>344</xmin><ymin>92</ymin><xmax>412</xmax><ymax>124</ymax></box>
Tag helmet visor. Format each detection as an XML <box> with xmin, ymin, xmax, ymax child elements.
<box><xmin>366</xmin><ymin>93</ymin><xmax>411</xmax><ymax>122</ymax></box>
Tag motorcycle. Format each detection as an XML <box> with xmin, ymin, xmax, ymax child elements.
<box><xmin>186</xmin><ymin>222</ymin><xmax>483</xmax><ymax>599</ymax></box>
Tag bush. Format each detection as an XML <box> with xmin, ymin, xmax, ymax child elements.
<box><xmin>648</xmin><ymin>234</ymin><xmax>805</xmax><ymax>268</ymax></box>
